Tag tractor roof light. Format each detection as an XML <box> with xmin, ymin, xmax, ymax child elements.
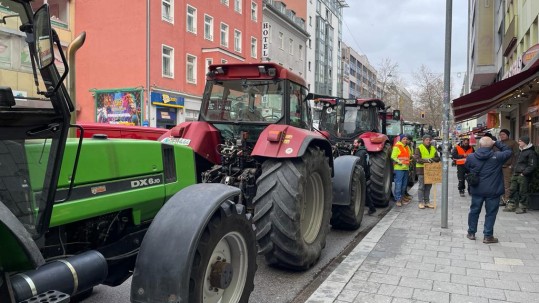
<box><xmin>370</xmin><ymin>101</ymin><xmax>377</xmax><ymax>106</ymax></box>
<box><xmin>258</xmin><ymin>65</ymin><xmax>267</xmax><ymax>74</ymax></box>
<box><xmin>215</xmin><ymin>66</ymin><xmax>225</xmax><ymax>74</ymax></box>
<box><xmin>363</xmin><ymin>103</ymin><xmax>370</xmax><ymax>108</ymax></box>
<box><xmin>267</xmin><ymin>68</ymin><xmax>277</xmax><ymax>77</ymax></box>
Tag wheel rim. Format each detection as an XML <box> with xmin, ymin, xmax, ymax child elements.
<box><xmin>203</xmin><ymin>232</ymin><xmax>249</xmax><ymax>303</ymax></box>
<box><xmin>383</xmin><ymin>161</ymin><xmax>391</xmax><ymax>197</ymax></box>
<box><xmin>301</xmin><ymin>172</ymin><xmax>324</xmax><ymax>244</ymax></box>
<box><xmin>354</xmin><ymin>179</ymin><xmax>363</xmax><ymax>216</ymax></box>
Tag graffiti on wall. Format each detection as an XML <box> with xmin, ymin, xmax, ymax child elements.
<box><xmin>95</xmin><ymin>90</ymin><xmax>142</xmax><ymax>126</ymax></box>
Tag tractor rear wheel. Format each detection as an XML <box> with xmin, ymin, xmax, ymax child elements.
<box><xmin>367</xmin><ymin>143</ymin><xmax>392</xmax><ymax>207</ymax></box>
<box><xmin>190</xmin><ymin>201</ymin><xmax>256</xmax><ymax>303</ymax></box>
<box><xmin>331</xmin><ymin>163</ymin><xmax>366</xmax><ymax>230</ymax></box>
<box><xmin>253</xmin><ymin>146</ymin><xmax>332</xmax><ymax>270</ymax></box>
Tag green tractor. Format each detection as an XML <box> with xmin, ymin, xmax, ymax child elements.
<box><xmin>0</xmin><ymin>2</ymin><xmax>256</xmax><ymax>303</ymax></box>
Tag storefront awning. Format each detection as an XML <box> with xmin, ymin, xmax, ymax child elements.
<box><xmin>453</xmin><ymin>64</ymin><xmax>539</xmax><ymax>122</ymax></box>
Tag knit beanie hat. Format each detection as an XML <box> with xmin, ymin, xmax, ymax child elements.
<box><xmin>519</xmin><ymin>135</ymin><xmax>530</xmax><ymax>145</ymax></box>
<box><xmin>422</xmin><ymin>134</ymin><xmax>432</xmax><ymax>140</ymax></box>
<box><xmin>499</xmin><ymin>129</ymin><xmax>510</xmax><ymax>136</ymax></box>
<box><xmin>399</xmin><ymin>134</ymin><xmax>406</xmax><ymax>140</ymax></box>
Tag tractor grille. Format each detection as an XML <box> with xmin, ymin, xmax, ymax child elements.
<box><xmin>162</xmin><ymin>145</ymin><xmax>177</xmax><ymax>183</ymax></box>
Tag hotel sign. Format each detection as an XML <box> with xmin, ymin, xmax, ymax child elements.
<box><xmin>262</xmin><ymin>22</ymin><xmax>270</xmax><ymax>59</ymax></box>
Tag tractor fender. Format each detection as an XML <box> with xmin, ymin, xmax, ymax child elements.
<box><xmin>130</xmin><ymin>183</ymin><xmax>241</xmax><ymax>303</ymax></box>
<box><xmin>358</xmin><ymin>132</ymin><xmax>389</xmax><ymax>153</ymax></box>
<box><xmin>0</xmin><ymin>202</ymin><xmax>44</xmax><ymax>272</ymax></box>
<box><xmin>332</xmin><ymin>155</ymin><xmax>362</xmax><ymax>206</ymax></box>
<box><xmin>252</xmin><ymin>124</ymin><xmax>333</xmax><ymax>168</ymax></box>
<box><xmin>159</xmin><ymin>121</ymin><xmax>222</xmax><ymax>165</ymax></box>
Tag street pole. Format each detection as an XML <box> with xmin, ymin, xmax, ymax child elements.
<box><xmin>441</xmin><ymin>0</ymin><xmax>452</xmax><ymax>228</ymax></box>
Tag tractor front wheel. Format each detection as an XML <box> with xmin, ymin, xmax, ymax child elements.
<box><xmin>367</xmin><ymin>143</ymin><xmax>392</xmax><ymax>207</ymax></box>
<box><xmin>253</xmin><ymin>147</ymin><xmax>332</xmax><ymax>270</ymax></box>
<box><xmin>331</xmin><ymin>163</ymin><xmax>366</xmax><ymax>230</ymax></box>
<box><xmin>190</xmin><ymin>201</ymin><xmax>256</xmax><ymax>303</ymax></box>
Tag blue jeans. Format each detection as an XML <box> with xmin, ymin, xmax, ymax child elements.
<box><xmin>468</xmin><ymin>195</ymin><xmax>500</xmax><ymax>237</ymax></box>
<box><xmin>394</xmin><ymin>170</ymin><xmax>408</xmax><ymax>201</ymax></box>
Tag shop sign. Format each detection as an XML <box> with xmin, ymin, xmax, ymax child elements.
<box><xmin>503</xmin><ymin>56</ymin><xmax>523</xmax><ymax>79</ymax></box>
<box><xmin>95</xmin><ymin>90</ymin><xmax>142</xmax><ymax>126</ymax></box>
<box><xmin>528</xmin><ymin>105</ymin><xmax>539</xmax><ymax>117</ymax></box>
<box><xmin>262</xmin><ymin>22</ymin><xmax>270</xmax><ymax>59</ymax></box>
<box><xmin>486</xmin><ymin>112</ymin><xmax>500</xmax><ymax>128</ymax></box>
<box><xmin>151</xmin><ymin>92</ymin><xmax>184</xmax><ymax>108</ymax></box>
<box><xmin>522</xmin><ymin>44</ymin><xmax>539</xmax><ymax>67</ymax></box>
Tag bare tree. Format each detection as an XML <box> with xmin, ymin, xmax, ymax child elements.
<box><xmin>412</xmin><ymin>65</ymin><xmax>444</xmax><ymax>131</ymax></box>
<box><xmin>377</xmin><ymin>58</ymin><xmax>401</xmax><ymax>109</ymax></box>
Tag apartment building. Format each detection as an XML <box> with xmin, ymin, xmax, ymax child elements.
<box><xmin>75</xmin><ymin>0</ymin><xmax>262</xmax><ymax>128</ymax></box>
<box><xmin>262</xmin><ymin>0</ymin><xmax>309</xmax><ymax>78</ymax></box>
<box><xmin>341</xmin><ymin>42</ymin><xmax>378</xmax><ymax>100</ymax></box>
<box><xmin>0</xmin><ymin>0</ymin><xmax>74</xmax><ymax>98</ymax></box>
<box><xmin>455</xmin><ymin>0</ymin><xmax>539</xmax><ymax>144</ymax></box>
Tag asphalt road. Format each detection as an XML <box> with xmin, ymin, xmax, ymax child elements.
<box><xmin>82</xmin><ymin>205</ymin><xmax>391</xmax><ymax>303</ymax></box>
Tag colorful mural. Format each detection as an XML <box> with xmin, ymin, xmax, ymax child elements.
<box><xmin>95</xmin><ymin>90</ymin><xmax>142</xmax><ymax>126</ymax></box>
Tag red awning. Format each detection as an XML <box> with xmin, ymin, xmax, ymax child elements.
<box><xmin>453</xmin><ymin>64</ymin><xmax>539</xmax><ymax>122</ymax></box>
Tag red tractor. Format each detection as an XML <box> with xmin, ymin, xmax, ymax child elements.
<box><xmin>159</xmin><ymin>63</ymin><xmax>361</xmax><ymax>270</ymax></box>
<box><xmin>314</xmin><ymin>98</ymin><xmax>393</xmax><ymax>207</ymax></box>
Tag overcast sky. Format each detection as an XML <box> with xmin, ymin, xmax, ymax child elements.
<box><xmin>342</xmin><ymin>0</ymin><xmax>468</xmax><ymax>98</ymax></box>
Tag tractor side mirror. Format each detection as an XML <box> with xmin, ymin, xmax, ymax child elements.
<box><xmin>393</xmin><ymin>110</ymin><xmax>401</xmax><ymax>120</ymax></box>
<box><xmin>33</xmin><ymin>4</ymin><xmax>54</xmax><ymax>69</ymax></box>
<box><xmin>0</xmin><ymin>86</ymin><xmax>16</xmax><ymax>107</ymax></box>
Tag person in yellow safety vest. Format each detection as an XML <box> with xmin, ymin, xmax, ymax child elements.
<box><xmin>391</xmin><ymin>134</ymin><xmax>411</xmax><ymax>207</ymax></box>
<box><xmin>402</xmin><ymin>134</ymin><xmax>415</xmax><ymax>201</ymax></box>
<box><xmin>414</xmin><ymin>134</ymin><xmax>441</xmax><ymax>209</ymax></box>
<box><xmin>451</xmin><ymin>138</ymin><xmax>475</xmax><ymax>197</ymax></box>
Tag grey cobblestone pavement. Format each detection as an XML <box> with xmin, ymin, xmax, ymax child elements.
<box><xmin>306</xmin><ymin>166</ymin><xmax>539</xmax><ymax>303</ymax></box>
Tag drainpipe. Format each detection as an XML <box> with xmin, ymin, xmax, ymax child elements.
<box><xmin>67</xmin><ymin>31</ymin><xmax>86</xmax><ymax>136</ymax></box>
<box><xmin>146</xmin><ymin>0</ymin><xmax>151</xmax><ymax>125</ymax></box>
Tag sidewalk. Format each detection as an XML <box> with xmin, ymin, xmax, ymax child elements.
<box><xmin>306</xmin><ymin>166</ymin><xmax>539</xmax><ymax>303</ymax></box>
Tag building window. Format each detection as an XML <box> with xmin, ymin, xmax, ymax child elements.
<box><xmin>162</xmin><ymin>45</ymin><xmax>174</xmax><ymax>78</ymax></box>
<box><xmin>186</xmin><ymin>5</ymin><xmax>197</xmax><ymax>33</ymax></box>
<box><xmin>204</xmin><ymin>15</ymin><xmax>213</xmax><ymax>40</ymax></box>
<box><xmin>309</xmin><ymin>16</ymin><xmax>312</xmax><ymax>26</ymax></box>
<box><xmin>251</xmin><ymin>1</ymin><xmax>257</xmax><ymax>21</ymax></box>
<box><xmin>220</xmin><ymin>23</ymin><xmax>229</xmax><ymax>47</ymax></box>
<box><xmin>31</xmin><ymin>0</ymin><xmax>69</xmax><ymax>25</ymax></box>
<box><xmin>308</xmin><ymin>39</ymin><xmax>311</xmax><ymax>48</ymax></box>
<box><xmin>289</xmin><ymin>38</ymin><xmax>293</xmax><ymax>54</ymax></box>
<box><xmin>299</xmin><ymin>45</ymin><xmax>303</xmax><ymax>60</ymax></box>
<box><xmin>316</xmin><ymin>0</ymin><xmax>321</xmax><ymax>13</ymax></box>
<box><xmin>308</xmin><ymin>61</ymin><xmax>311</xmax><ymax>71</ymax></box>
<box><xmin>221</xmin><ymin>0</ymin><xmax>229</xmax><ymax>6</ymax></box>
<box><xmin>234</xmin><ymin>0</ymin><xmax>242</xmax><ymax>13</ymax></box>
<box><xmin>222</xmin><ymin>59</ymin><xmax>228</xmax><ymax>64</ymax></box>
<box><xmin>186</xmin><ymin>54</ymin><xmax>197</xmax><ymax>84</ymax></box>
<box><xmin>205</xmin><ymin>58</ymin><xmax>213</xmax><ymax>75</ymax></box>
<box><xmin>251</xmin><ymin>37</ymin><xmax>257</xmax><ymax>58</ymax></box>
<box><xmin>162</xmin><ymin>0</ymin><xmax>173</xmax><ymax>23</ymax></box>
<box><xmin>234</xmin><ymin>30</ymin><xmax>242</xmax><ymax>52</ymax></box>
<box><xmin>279</xmin><ymin>32</ymin><xmax>284</xmax><ymax>49</ymax></box>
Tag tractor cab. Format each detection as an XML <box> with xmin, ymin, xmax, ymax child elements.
<box><xmin>200</xmin><ymin>63</ymin><xmax>311</xmax><ymax>144</ymax></box>
<box><xmin>0</xmin><ymin>1</ymin><xmax>72</xmax><ymax>245</ymax></box>
<box><xmin>316</xmin><ymin>98</ymin><xmax>384</xmax><ymax>141</ymax></box>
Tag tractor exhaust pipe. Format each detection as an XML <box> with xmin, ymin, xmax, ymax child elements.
<box><xmin>10</xmin><ymin>250</ymin><xmax>107</xmax><ymax>302</ymax></box>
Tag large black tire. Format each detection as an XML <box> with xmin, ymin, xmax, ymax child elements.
<box><xmin>367</xmin><ymin>143</ymin><xmax>392</xmax><ymax>207</ymax></box>
<box><xmin>253</xmin><ymin>146</ymin><xmax>332</xmax><ymax>270</ymax></box>
<box><xmin>331</xmin><ymin>163</ymin><xmax>366</xmax><ymax>230</ymax></box>
<box><xmin>190</xmin><ymin>201</ymin><xmax>256</xmax><ymax>303</ymax></box>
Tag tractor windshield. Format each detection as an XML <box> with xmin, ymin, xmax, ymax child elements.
<box><xmin>201</xmin><ymin>79</ymin><xmax>284</xmax><ymax>123</ymax></box>
<box><xmin>0</xmin><ymin>1</ymin><xmax>70</xmax><ymax>238</ymax></box>
<box><xmin>319</xmin><ymin>105</ymin><xmax>378</xmax><ymax>139</ymax></box>
<box><xmin>385</xmin><ymin>120</ymin><xmax>402</xmax><ymax>137</ymax></box>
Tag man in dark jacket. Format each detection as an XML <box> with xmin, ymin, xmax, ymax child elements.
<box><xmin>504</xmin><ymin>135</ymin><xmax>537</xmax><ymax>213</ymax></box>
<box><xmin>465</xmin><ymin>137</ymin><xmax>512</xmax><ymax>244</ymax></box>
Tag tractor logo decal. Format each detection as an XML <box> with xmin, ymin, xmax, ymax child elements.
<box><xmin>161</xmin><ymin>137</ymin><xmax>191</xmax><ymax>145</ymax></box>
<box><xmin>285</xmin><ymin>148</ymin><xmax>293</xmax><ymax>154</ymax></box>
<box><xmin>91</xmin><ymin>186</ymin><xmax>107</xmax><ymax>195</ymax></box>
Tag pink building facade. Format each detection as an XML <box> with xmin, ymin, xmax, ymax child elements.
<box><xmin>76</xmin><ymin>0</ymin><xmax>262</xmax><ymax>128</ymax></box>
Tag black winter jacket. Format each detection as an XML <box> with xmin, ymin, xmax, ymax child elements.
<box><xmin>512</xmin><ymin>144</ymin><xmax>537</xmax><ymax>177</ymax></box>
<box><xmin>464</xmin><ymin>141</ymin><xmax>512</xmax><ymax>197</ymax></box>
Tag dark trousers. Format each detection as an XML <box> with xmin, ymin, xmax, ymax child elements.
<box><xmin>509</xmin><ymin>175</ymin><xmax>530</xmax><ymax>209</ymax></box>
<box><xmin>457</xmin><ymin>165</ymin><xmax>469</xmax><ymax>192</ymax></box>
<box><xmin>468</xmin><ymin>195</ymin><xmax>500</xmax><ymax>237</ymax></box>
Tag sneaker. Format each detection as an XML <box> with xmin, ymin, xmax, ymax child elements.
<box><xmin>515</xmin><ymin>208</ymin><xmax>527</xmax><ymax>214</ymax></box>
<box><xmin>404</xmin><ymin>194</ymin><xmax>413</xmax><ymax>200</ymax></box>
<box><xmin>483</xmin><ymin>236</ymin><xmax>499</xmax><ymax>244</ymax></box>
<box><xmin>500</xmin><ymin>197</ymin><xmax>507</xmax><ymax>206</ymax></box>
<box><xmin>396</xmin><ymin>200</ymin><xmax>402</xmax><ymax>207</ymax></box>
<box><xmin>503</xmin><ymin>207</ymin><xmax>516</xmax><ymax>212</ymax></box>
<box><xmin>424</xmin><ymin>203</ymin><xmax>434</xmax><ymax>209</ymax></box>
<box><xmin>418</xmin><ymin>203</ymin><xmax>425</xmax><ymax>209</ymax></box>
<box><xmin>402</xmin><ymin>199</ymin><xmax>411</xmax><ymax>205</ymax></box>
<box><xmin>459</xmin><ymin>191</ymin><xmax>465</xmax><ymax>197</ymax></box>
<box><xmin>467</xmin><ymin>233</ymin><xmax>476</xmax><ymax>240</ymax></box>
<box><xmin>402</xmin><ymin>195</ymin><xmax>412</xmax><ymax>202</ymax></box>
